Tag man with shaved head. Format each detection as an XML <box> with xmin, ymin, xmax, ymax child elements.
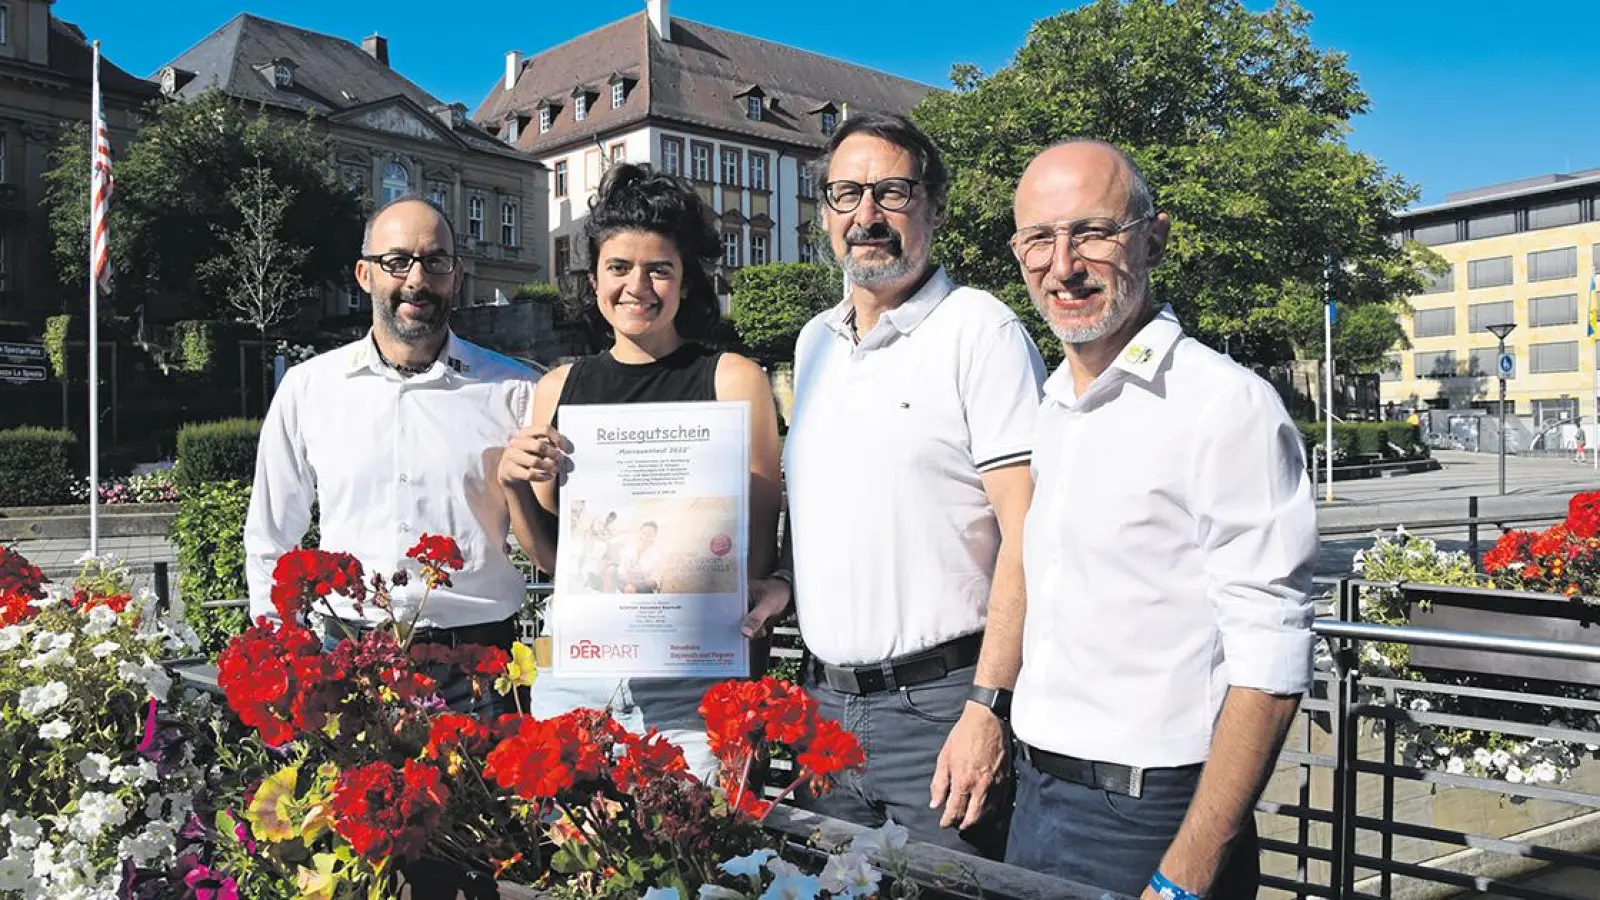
<box><xmin>244</xmin><ymin>195</ymin><xmax>540</xmax><ymax>715</ymax></box>
<box><xmin>1004</xmin><ymin>141</ymin><xmax>1317</xmax><ymax>899</ymax></box>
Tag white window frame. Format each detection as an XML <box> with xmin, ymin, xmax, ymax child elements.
<box><xmin>574</xmin><ymin>94</ymin><xmax>588</xmax><ymax>122</ymax></box>
<box><xmin>820</xmin><ymin>111</ymin><xmax>837</xmax><ymax>135</ymax></box>
<box><xmin>750</xmin><ymin>233</ymin><xmax>768</xmax><ymax>266</ymax></box>
<box><xmin>468</xmin><ymin>195</ymin><xmax>485</xmax><ymax>241</ymax></box>
<box><xmin>746</xmin><ymin>96</ymin><xmax>762</xmax><ymax>121</ymax></box>
<box><xmin>691</xmin><ymin>144</ymin><xmax>712</xmax><ymax>182</ymax></box>
<box><xmin>380</xmin><ymin>161</ymin><xmax>409</xmax><ymax>205</ymax></box>
<box><xmin>501</xmin><ymin>202</ymin><xmax>518</xmax><ymax>247</ymax></box>
<box><xmin>798</xmin><ymin>241</ymin><xmax>814</xmax><ymax>264</ymax></box>
<box><xmin>720</xmin><ymin>147</ymin><xmax>740</xmax><ymax>186</ymax></box>
<box><xmin>612</xmin><ymin>82</ymin><xmax>625</xmax><ymax>109</ymax></box>
<box><xmin>538</xmin><ymin>107</ymin><xmax>552</xmax><ymax>133</ymax></box>
<box><xmin>721</xmin><ymin>230</ymin><xmax>741</xmax><ymax>269</ymax></box>
<box><xmin>750</xmin><ymin>153</ymin><xmax>768</xmax><ymax>191</ymax></box>
<box><xmin>661</xmin><ymin>137</ymin><xmax>682</xmax><ymax>176</ymax></box>
<box><xmin>554</xmin><ymin>160</ymin><xmax>569</xmax><ymax>198</ymax></box>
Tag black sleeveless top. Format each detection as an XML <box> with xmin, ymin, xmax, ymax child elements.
<box><xmin>555</xmin><ymin>343</ymin><xmax>722</xmax><ymax>413</ymax></box>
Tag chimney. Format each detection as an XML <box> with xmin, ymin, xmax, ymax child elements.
<box><xmin>362</xmin><ymin>34</ymin><xmax>388</xmax><ymax>66</ymax></box>
<box><xmin>505</xmin><ymin>50</ymin><xmax>522</xmax><ymax>92</ymax></box>
<box><xmin>647</xmin><ymin>0</ymin><xmax>670</xmax><ymax>40</ymax></box>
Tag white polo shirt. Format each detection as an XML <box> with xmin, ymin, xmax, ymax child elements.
<box><xmin>1014</xmin><ymin>306</ymin><xmax>1317</xmax><ymax>769</ymax></box>
<box><xmin>244</xmin><ymin>332</ymin><xmax>538</xmax><ymax>628</ymax></box>
<box><xmin>784</xmin><ymin>267</ymin><xmax>1045</xmax><ymax>666</ymax></box>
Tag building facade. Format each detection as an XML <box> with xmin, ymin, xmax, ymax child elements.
<box><xmin>0</xmin><ymin>0</ymin><xmax>155</xmax><ymax>321</ymax></box>
<box><xmin>160</xmin><ymin>14</ymin><xmax>549</xmax><ymax>319</ymax></box>
<box><xmin>474</xmin><ymin>0</ymin><xmax>931</xmax><ymax>310</ymax></box>
<box><xmin>1387</xmin><ymin>170</ymin><xmax>1600</xmax><ymax>428</ymax></box>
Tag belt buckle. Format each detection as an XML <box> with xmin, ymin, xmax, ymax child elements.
<box><xmin>825</xmin><ymin>666</ymin><xmax>862</xmax><ymax>694</ymax></box>
<box><xmin>1126</xmin><ymin>766</ymin><xmax>1144</xmax><ymax>800</ymax></box>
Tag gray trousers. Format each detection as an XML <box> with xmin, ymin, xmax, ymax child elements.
<box><xmin>796</xmin><ymin>664</ymin><xmax>1012</xmax><ymax>857</ymax></box>
<box><xmin>1005</xmin><ymin>753</ymin><xmax>1259</xmax><ymax>898</ymax></box>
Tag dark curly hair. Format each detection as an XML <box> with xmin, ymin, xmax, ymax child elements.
<box><xmin>580</xmin><ymin>163</ymin><xmax>722</xmax><ymax>340</ymax></box>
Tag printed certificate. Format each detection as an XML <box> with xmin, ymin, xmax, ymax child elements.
<box><xmin>550</xmin><ymin>401</ymin><xmax>749</xmax><ymax>678</ymax></box>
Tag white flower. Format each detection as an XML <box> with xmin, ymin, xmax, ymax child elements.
<box><xmin>90</xmin><ymin>641</ymin><xmax>120</xmax><ymax>660</ymax></box>
<box><xmin>849</xmin><ymin>819</ymin><xmax>910</xmax><ymax>857</ymax></box>
<box><xmin>1506</xmin><ymin>766</ymin><xmax>1526</xmax><ymax>784</ymax></box>
<box><xmin>116</xmin><ymin>658</ymin><xmax>172</xmax><ymax>702</ymax></box>
<box><xmin>1490</xmin><ymin>749</ymin><xmax>1512</xmax><ymax>770</ymax></box>
<box><xmin>1531</xmin><ymin>761</ymin><xmax>1560</xmax><ymax>784</ymax></box>
<box><xmin>66</xmin><ymin>792</ymin><xmax>127</xmax><ymax>842</ymax></box>
<box><xmin>819</xmin><ymin>851</ymin><xmax>881</xmax><ymax>896</ymax></box>
<box><xmin>0</xmin><ymin>625</ymin><xmax>27</xmax><ymax>651</ymax></box>
<box><xmin>718</xmin><ymin>848</ymin><xmax>775</xmax><ymax>878</ymax></box>
<box><xmin>82</xmin><ymin>605</ymin><xmax>119</xmax><ymax>637</ymax></box>
<box><xmin>698</xmin><ymin>887</ymin><xmax>744</xmax><ymax>900</ymax></box>
<box><xmin>2</xmin><ymin>812</ymin><xmax>42</xmax><ymax>849</ymax></box>
<box><xmin>759</xmin><ymin>873</ymin><xmax>820</xmax><ymax>900</ymax></box>
<box><xmin>1473</xmin><ymin>747</ymin><xmax>1494</xmax><ymax>767</ymax></box>
<box><xmin>642</xmin><ymin>889</ymin><xmax>681</xmax><ymax>900</ymax></box>
<box><xmin>18</xmin><ymin>681</ymin><xmax>69</xmax><ymax>717</ymax></box>
<box><xmin>38</xmin><ymin>720</ymin><xmax>71</xmax><ymax>741</ymax></box>
<box><xmin>0</xmin><ymin>849</ymin><xmax>30</xmax><ymax>891</ymax></box>
<box><xmin>766</xmin><ymin>856</ymin><xmax>802</xmax><ymax>878</ymax></box>
<box><xmin>77</xmin><ymin>753</ymin><xmax>112</xmax><ymax>783</ymax></box>
<box><xmin>118</xmin><ymin>820</ymin><xmax>177</xmax><ymax>867</ymax></box>
<box><xmin>31</xmin><ymin>587</ymin><xmax>62</xmax><ymax>610</ymax></box>
<box><xmin>1445</xmin><ymin>757</ymin><xmax>1466</xmax><ymax>775</ymax></box>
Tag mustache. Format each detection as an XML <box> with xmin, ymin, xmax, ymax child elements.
<box><xmin>846</xmin><ymin>223</ymin><xmax>903</xmax><ymax>252</ymax></box>
<box><xmin>392</xmin><ymin>287</ymin><xmax>448</xmax><ymax>308</ymax></box>
<box><xmin>1041</xmin><ymin>271</ymin><xmax>1106</xmax><ymax>294</ymax></box>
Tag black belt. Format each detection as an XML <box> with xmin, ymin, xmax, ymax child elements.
<box><xmin>334</xmin><ymin>615</ymin><xmax>519</xmax><ymax>650</ymax></box>
<box><xmin>810</xmin><ymin>632</ymin><xmax>983</xmax><ymax>695</ymax></box>
<box><xmin>1017</xmin><ymin>742</ymin><xmax>1199</xmax><ymax>800</ymax></box>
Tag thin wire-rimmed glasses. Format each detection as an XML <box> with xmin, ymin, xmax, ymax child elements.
<box><xmin>821</xmin><ymin>178</ymin><xmax>920</xmax><ymax>213</ymax></box>
<box><xmin>1008</xmin><ymin>215</ymin><xmax>1150</xmax><ymax>271</ymax></box>
<box><xmin>361</xmin><ymin>251</ymin><xmax>459</xmax><ymax>276</ymax></box>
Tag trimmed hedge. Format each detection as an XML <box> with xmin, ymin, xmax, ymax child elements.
<box><xmin>0</xmin><ymin>427</ymin><xmax>77</xmax><ymax>507</ymax></box>
<box><xmin>1298</xmin><ymin>421</ymin><xmax>1427</xmax><ymax>461</ymax></box>
<box><xmin>174</xmin><ymin>419</ymin><xmax>260</xmax><ymax>489</ymax></box>
<box><xmin>173</xmin><ymin>480</ymin><xmax>252</xmax><ymax>653</ymax></box>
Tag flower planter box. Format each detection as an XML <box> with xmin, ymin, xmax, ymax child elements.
<box><xmin>1405</xmin><ymin>584</ymin><xmax>1600</xmax><ymax>686</ymax></box>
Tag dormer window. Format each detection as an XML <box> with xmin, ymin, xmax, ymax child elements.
<box><xmin>574</xmin><ymin>94</ymin><xmax>588</xmax><ymax>122</ymax></box>
<box><xmin>538</xmin><ymin>106</ymin><xmax>552</xmax><ymax>133</ymax></box>
<box><xmin>273</xmin><ymin>64</ymin><xmax>293</xmax><ymax>89</ymax></box>
<box><xmin>746</xmin><ymin>96</ymin><xmax>762</xmax><ymax>121</ymax></box>
<box><xmin>612</xmin><ymin>81</ymin><xmax>625</xmax><ymax>109</ymax></box>
<box><xmin>821</xmin><ymin>110</ymin><xmax>837</xmax><ymax>135</ymax></box>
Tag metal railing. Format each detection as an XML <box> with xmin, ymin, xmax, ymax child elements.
<box><xmin>1261</xmin><ymin>578</ymin><xmax>1600</xmax><ymax>899</ymax></box>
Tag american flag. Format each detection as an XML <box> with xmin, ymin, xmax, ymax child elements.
<box><xmin>89</xmin><ymin>45</ymin><xmax>112</xmax><ymax>293</ymax></box>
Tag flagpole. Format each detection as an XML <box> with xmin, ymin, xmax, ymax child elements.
<box><xmin>1324</xmin><ymin>271</ymin><xmax>1335</xmax><ymax>502</ymax></box>
<box><xmin>87</xmin><ymin>41</ymin><xmax>102</xmax><ymax>555</ymax></box>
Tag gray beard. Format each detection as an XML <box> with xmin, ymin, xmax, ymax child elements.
<box><xmin>840</xmin><ymin>250</ymin><xmax>921</xmax><ymax>290</ymax></box>
<box><xmin>1046</xmin><ymin>282</ymin><xmax>1149</xmax><ymax>345</ymax></box>
<box><xmin>375</xmin><ymin>293</ymin><xmax>450</xmax><ymax>344</ymax></box>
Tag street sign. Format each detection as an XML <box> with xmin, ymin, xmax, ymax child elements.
<box><xmin>1498</xmin><ymin>351</ymin><xmax>1516</xmax><ymax>379</ymax></box>
<box><xmin>0</xmin><ymin>342</ymin><xmax>44</xmax><ymax>363</ymax></box>
<box><xmin>0</xmin><ymin>364</ymin><xmax>46</xmax><ymax>384</ymax></box>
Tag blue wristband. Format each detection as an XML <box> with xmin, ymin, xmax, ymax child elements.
<box><xmin>1149</xmin><ymin>871</ymin><xmax>1201</xmax><ymax>900</ymax></box>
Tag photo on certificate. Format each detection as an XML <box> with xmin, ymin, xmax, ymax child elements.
<box><xmin>550</xmin><ymin>402</ymin><xmax>750</xmax><ymax>678</ymax></box>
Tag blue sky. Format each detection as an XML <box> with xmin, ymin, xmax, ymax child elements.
<box><xmin>57</xmin><ymin>0</ymin><xmax>1600</xmax><ymax>205</ymax></box>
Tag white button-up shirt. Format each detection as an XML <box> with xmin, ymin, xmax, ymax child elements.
<box><xmin>785</xmin><ymin>268</ymin><xmax>1045</xmax><ymax>666</ymax></box>
<box><xmin>244</xmin><ymin>332</ymin><xmax>538</xmax><ymax>628</ymax></box>
<box><xmin>1014</xmin><ymin>306</ymin><xmax>1317</xmax><ymax>768</ymax></box>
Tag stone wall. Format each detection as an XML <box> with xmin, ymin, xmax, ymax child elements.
<box><xmin>449</xmin><ymin>299</ymin><xmax>576</xmax><ymax>367</ymax></box>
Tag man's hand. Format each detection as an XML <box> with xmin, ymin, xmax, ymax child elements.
<box><xmin>929</xmin><ymin>703</ymin><xmax>1009</xmax><ymax>829</ymax></box>
<box><xmin>498</xmin><ymin>425</ymin><xmax>571</xmax><ymax>486</ymax></box>
<box><xmin>742</xmin><ymin>578</ymin><xmax>792</xmax><ymax>638</ymax></box>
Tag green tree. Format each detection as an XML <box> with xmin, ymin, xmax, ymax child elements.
<box><xmin>730</xmin><ymin>263</ymin><xmax>843</xmax><ymax>363</ymax></box>
<box><xmin>912</xmin><ymin>0</ymin><xmax>1442</xmax><ymax>370</ymax></box>
<box><xmin>43</xmin><ymin>89</ymin><xmax>363</xmax><ymax>319</ymax></box>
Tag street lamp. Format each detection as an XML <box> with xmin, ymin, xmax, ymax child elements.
<box><xmin>1485</xmin><ymin>322</ymin><xmax>1517</xmax><ymax>495</ymax></box>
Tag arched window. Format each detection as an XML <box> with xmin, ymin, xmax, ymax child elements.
<box><xmin>381</xmin><ymin>161</ymin><xmax>409</xmax><ymax>204</ymax></box>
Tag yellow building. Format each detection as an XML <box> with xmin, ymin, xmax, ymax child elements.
<box><xmin>1386</xmin><ymin>171</ymin><xmax>1600</xmax><ymax>429</ymax></box>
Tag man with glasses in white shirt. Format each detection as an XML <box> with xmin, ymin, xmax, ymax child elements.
<box><xmin>244</xmin><ymin>195</ymin><xmax>539</xmax><ymax>715</ymax></box>
<box><xmin>1004</xmin><ymin>140</ymin><xmax>1317</xmax><ymax>899</ymax></box>
<box><xmin>767</xmin><ymin>113</ymin><xmax>1045</xmax><ymax>855</ymax></box>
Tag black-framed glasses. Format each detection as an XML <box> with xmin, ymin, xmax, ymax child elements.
<box><xmin>821</xmin><ymin>178</ymin><xmax>920</xmax><ymax>213</ymax></box>
<box><xmin>1008</xmin><ymin>215</ymin><xmax>1150</xmax><ymax>271</ymax></box>
<box><xmin>361</xmin><ymin>251</ymin><xmax>458</xmax><ymax>276</ymax></box>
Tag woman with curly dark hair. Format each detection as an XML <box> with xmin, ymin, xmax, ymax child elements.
<box><xmin>496</xmin><ymin>163</ymin><xmax>785</xmax><ymax>778</ymax></box>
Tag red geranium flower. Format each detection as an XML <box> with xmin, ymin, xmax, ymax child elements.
<box><xmin>0</xmin><ymin>590</ymin><xmax>37</xmax><ymax>627</ymax></box>
<box><xmin>1483</xmin><ymin>530</ymin><xmax>1535</xmax><ymax>574</ymax></box>
<box><xmin>270</xmin><ymin>548</ymin><xmax>367</xmax><ymax>621</ymax></box>
<box><xmin>330</xmin><ymin>760</ymin><xmax>449</xmax><ymax>862</ymax></box>
<box><xmin>217</xmin><ymin>620</ymin><xmax>337</xmax><ymax>746</ymax></box>
<box><xmin>0</xmin><ymin>545</ymin><xmax>46</xmax><ymax>599</ymax></box>
<box><xmin>796</xmin><ymin>719</ymin><xmax>866</xmax><ymax>790</ymax></box>
<box><xmin>407</xmin><ymin>534</ymin><xmax>464</xmax><ymax>588</ymax></box>
<box><xmin>1569</xmin><ymin>491</ymin><xmax>1600</xmax><ymax>539</ymax></box>
<box><xmin>612</xmin><ymin>730</ymin><xmax>690</xmax><ymax>791</ymax></box>
<box><xmin>425</xmin><ymin>713</ymin><xmax>494</xmax><ymax>761</ymax></box>
<box><xmin>485</xmin><ymin>717</ymin><xmax>578</xmax><ymax>800</ymax></box>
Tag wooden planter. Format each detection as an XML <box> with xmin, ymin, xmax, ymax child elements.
<box><xmin>1404</xmin><ymin>584</ymin><xmax>1600</xmax><ymax>685</ymax></box>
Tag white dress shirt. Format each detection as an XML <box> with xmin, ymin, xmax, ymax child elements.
<box><xmin>784</xmin><ymin>267</ymin><xmax>1046</xmax><ymax>666</ymax></box>
<box><xmin>244</xmin><ymin>332</ymin><xmax>538</xmax><ymax>627</ymax></box>
<box><xmin>1013</xmin><ymin>306</ymin><xmax>1317</xmax><ymax>768</ymax></box>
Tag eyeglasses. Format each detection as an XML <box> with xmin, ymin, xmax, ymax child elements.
<box><xmin>821</xmin><ymin>178</ymin><xmax>920</xmax><ymax>213</ymax></box>
<box><xmin>362</xmin><ymin>252</ymin><xmax>459</xmax><ymax>276</ymax></box>
<box><xmin>1008</xmin><ymin>215</ymin><xmax>1151</xmax><ymax>271</ymax></box>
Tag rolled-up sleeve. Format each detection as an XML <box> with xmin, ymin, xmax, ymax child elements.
<box><xmin>1192</xmin><ymin>379</ymin><xmax>1318</xmax><ymax>695</ymax></box>
<box><xmin>243</xmin><ymin>370</ymin><xmax>315</xmax><ymax>620</ymax></box>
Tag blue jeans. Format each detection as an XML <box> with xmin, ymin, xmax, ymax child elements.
<box><xmin>796</xmin><ymin>664</ymin><xmax>1012</xmax><ymax>857</ymax></box>
<box><xmin>1005</xmin><ymin>753</ymin><xmax>1259</xmax><ymax>899</ymax></box>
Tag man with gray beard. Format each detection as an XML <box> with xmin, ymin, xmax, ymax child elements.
<box><xmin>244</xmin><ymin>195</ymin><xmax>539</xmax><ymax>716</ymax></box>
<box><xmin>1004</xmin><ymin>141</ymin><xmax>1316</xmax><ymax>899</ymax></box>
<box><xmin>769</xmin><ymin>113</ymin><xmax>1044</xmax><ymax>855</ymax></box>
